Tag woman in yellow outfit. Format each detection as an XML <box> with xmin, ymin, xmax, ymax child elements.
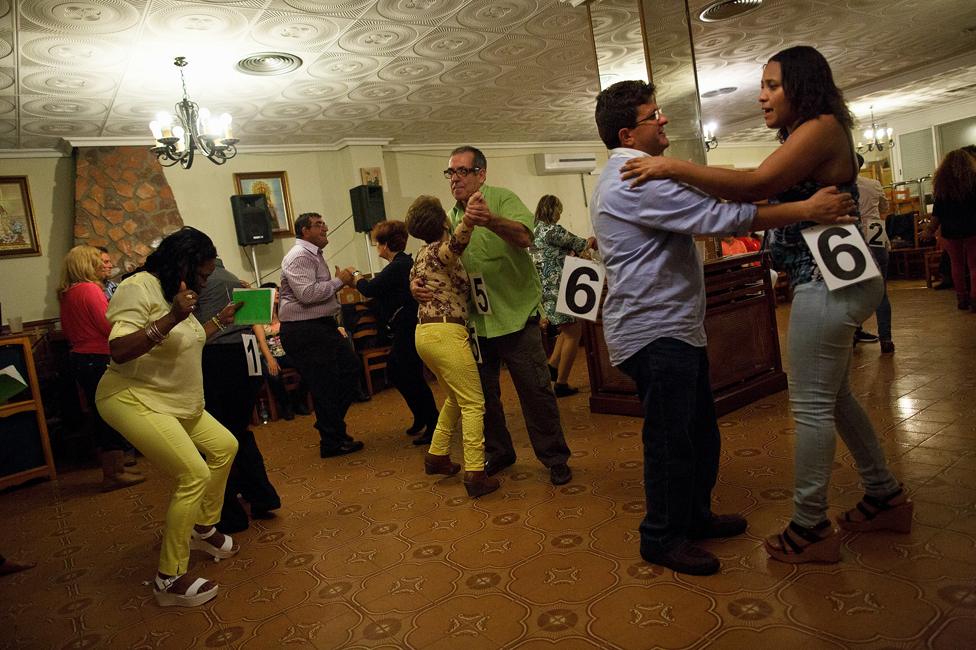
<box><xmin>406</xmin><ymin>194</ymin><xmax>499</xmax><ymax>498</ymax></box>
<box><xmin>96</xmin><ymin>227</ymin><xmax>242</xmax><ymax>607</ymax></box>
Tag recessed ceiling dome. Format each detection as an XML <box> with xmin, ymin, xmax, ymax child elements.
<box><xmin>236</xmin><ymin>53</ymin><xmax>303</xmax><ymax>76</ymax></box>
<box><xmin>699</xmin><ymin>0</ymin><xmax>763</xmax><ymax>22</ymax></box>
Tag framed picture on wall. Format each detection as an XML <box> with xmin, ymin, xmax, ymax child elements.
<box><xmin>0</xmin><ymin>176</ymin><xmax>39</xmax><ymax>258</ymax></box>
<box><xmin>359</xmin><ymin>167</ymin><xmax>382</xmax><ymax>186</ymax></box>
<box><xmin>233</xmin><ymin>171</ymin><xmax>294</xmax><ymax>237</ymax></box>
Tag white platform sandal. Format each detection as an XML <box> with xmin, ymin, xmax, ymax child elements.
<box><xmin>190</xmin><ymin>526</ymin><xmax>239</xmax><ymax>560</ymax></box>
<box><xmin>153</xmin><ymin>574</ymin><xmax>218</xmax><ymax>607</ymax></box>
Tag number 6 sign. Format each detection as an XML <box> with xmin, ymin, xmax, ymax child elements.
<box><xmin>801</xmin><ymin>223</ymin><xmax>880</xmax><ymax>291</ymax></box>
<box><xmin>556</xmin><ymin>256</ymin><xmax>606</xmax><ymax>322</ymax></box>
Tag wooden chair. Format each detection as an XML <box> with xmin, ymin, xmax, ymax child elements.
<box><xmin>351</xmin><ymin>321</ymin><xmax>391</xmax><ymax>396</ymax></box>
<box><xmin>924</xmin><ymin>241</ymin><xmax>944</xmax><ymax>289</ymax></box>
<box><xmin>251</xmin><ymin>378</ymin><xmax>278</xmax><ymax>425</ymax></box>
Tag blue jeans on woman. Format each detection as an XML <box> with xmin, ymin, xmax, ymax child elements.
<box><xmin>787</xmin><ymin>278</ymin><xmax>900</xmax><ymax>528</ymax></box>
<box><xmin>618</xmin><ymin>338</ymin><xmax>720</xmax><ymax>553</ymax></box>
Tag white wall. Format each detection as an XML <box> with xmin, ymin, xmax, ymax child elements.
<box><xmin>705</xmin><ymin>143</ymin><xmax>779</xmax><ymax>169</ymax></box>
<box><xmin>0</xmin><ymin>155</ymin><xmax>74</xmax><ymax>327</ymax></box>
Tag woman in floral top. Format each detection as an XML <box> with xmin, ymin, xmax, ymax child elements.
<box><xmin>406</xmin><ymin>194</ymin><xmax>499</xmax><ymax>498</ymax></box>
<box><xmin>532</xmin><ymin>195</ymin><xmax>597</xmax><ymax>397</ymax></box>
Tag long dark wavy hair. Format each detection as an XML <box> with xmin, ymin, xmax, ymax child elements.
<box><xmin>143</xmin><ymin>227</ymin><xmax>217</xmax><ymax>302</ymax></box>
<box><xmin>767</xmin><ymin>46</ymin><xmax>853</xmax><ymax>142</ymax></box>
<box><xmin>933</xmin><ymin>148</ymin><xmax>976</xmax><ymax>207</ymax></box>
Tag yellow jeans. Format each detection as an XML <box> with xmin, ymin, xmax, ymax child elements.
<box><xmin>97</xmin><ymin>388</ymin><xmax>238</xmax><ymax>575</ymax></box>
<box><xmin>415</xmin><ymin>323</ymin><xmax>486</xmax><ymax>471</ymax></box>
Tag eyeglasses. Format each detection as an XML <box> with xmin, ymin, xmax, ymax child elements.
<box><xmin>634</xmin><ymin>108</ymin><xmax>664</xmax><ymax>127</ymax></box>
<box><xmin>443</xmin><ymin>166</ymin><xmax>482</xmax><ymax>179</ymax></box>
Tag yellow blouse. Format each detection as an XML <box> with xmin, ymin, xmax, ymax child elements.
<box><xmin>95</xmin><ymin>272</ymin><xmax>207</xmax><ymax>419</ymax></box>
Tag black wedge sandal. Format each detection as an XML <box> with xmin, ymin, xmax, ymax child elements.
<box><xmin>837</xmin><ymin>485</ymin><xmax>913</xmax><ymax>533</ymax></box>
<box><xmin>765</xmin><ymin>520</ymin><xmax>841</xmax><ymax>564</ymax></box>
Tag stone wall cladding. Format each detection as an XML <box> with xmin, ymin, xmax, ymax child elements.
<box><xmin>74</xmin><ymin>146</ymin><xmax>183</xmax><ymax>274</ymax></box>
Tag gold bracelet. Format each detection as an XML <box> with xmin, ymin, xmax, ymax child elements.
<box><xmin>210</xmin><ymin>315</ymin><xmax>226</xmax><ymax>331</ymax></box>
<box><xmin>145</xmin><ymin>320</ymin><xmax>166</xmax><ymax>345</ymax></box>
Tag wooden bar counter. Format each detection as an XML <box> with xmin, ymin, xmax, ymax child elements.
<box><xmin>582</xmin><ymin>252</ymin><xmax>787</xmax><ymax>418</ymax></box>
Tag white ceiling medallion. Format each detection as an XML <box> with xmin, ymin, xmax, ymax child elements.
<box><xmin>699</xmin><ymin>0</ymin><xmax>764</xmax><ymax>23</ymax></box>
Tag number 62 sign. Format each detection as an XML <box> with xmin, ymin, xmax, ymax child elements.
<box><xmin>555</xmin><ymin>256</ymin><xmax>606</xmax><ymax>322</ymax></box>
<box><xmin>801</xmin><ymin>223</ymin><xmax>880</xmax><ymax>291</ymax></box>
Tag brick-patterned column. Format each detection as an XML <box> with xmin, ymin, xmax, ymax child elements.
<box><xmin>73</xmin><ymin>146</ymin><xmax>183</xmax><ymax>274</ymax></box>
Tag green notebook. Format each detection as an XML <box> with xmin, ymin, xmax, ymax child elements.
<box><xmin>0</xmin><ymin>364</ymin><xmax>28</xmax><ymax>404</ymax></box>
<box><xmin>232</xmin><ymin>288</ymin><xmax>274</xmax><ymax>325</ymax></box>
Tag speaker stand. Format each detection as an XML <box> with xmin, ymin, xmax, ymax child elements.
<box><xmin>248</xmin><ymin>246</ymin><xmax>261</xmax><ymax>287</ymax></box>
<box><xmin>364</xmin><ymin>232</ymin><xmax>375</xmax><ymax>276</ymax></box>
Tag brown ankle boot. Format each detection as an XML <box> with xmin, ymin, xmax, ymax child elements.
<box><xmin>101</xmin><ymin>450</ymin><xmax>145</xmax><ymax>492</ymax></box>
<box><xmin>424</xmin><ymin>453</ymin><xmax>461</xmax><ymax>476</ymax></box>
<box><xmin>464</xmin><ymin>470</ymin><xmax>500</xmax><ymax>498</ymax></box>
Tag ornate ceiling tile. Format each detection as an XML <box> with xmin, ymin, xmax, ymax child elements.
<box><xmin>259</xmin><ymin>101</ymin><xmax>323</xmax><ymax>120</ymax></box>
<box><xmin>337</xmin><ymin>20</ymin><xmax>421</xmax><ymax>56</ymax></box>
<box><xmin>251</xmin><ymin>12</ymin><xmax>348</xmax><ymax>50</ymax></box>
<box><xmin>20</xmin><ymin>0</ymin><xmax>141</xmax><ymax>35</ymax></box>
<box><xmin>412</xmin><ymin>28</ymin><xmax>488</xmax><ymax>61</ymax></box>
<box><xmin>145</xmin><ymin>3</ymin><xmax>255</xmax><ymax>42</ymax></box>
<box><xmin>348</xmin><ymin>81</ymin><xmax>412</xmax><ymax>102</ymax></box>
<box><xmin>20</xmin><ymin>35</ymin><xmax>128</xmax><ymax>68</ymax></box>
<box><xmin>282</xmin><ymin>79</ymin><xmax>351</xmax><ymax>101</ymax></box>
<box><xmin>20</xmin><ymin>96</ymin><xmax>108</xmax><ymax>119</ymax></box>
<box><xmin>374</xmin><ymin>0</ymin><xmax>459</xmax><ymax>24</ymax></box>
<box><xmin>455</xmin><ymin>0</ymin><xmax>540</xmax><ymax>31</ymax></box>
<box><xmin>20</xmin><ymin>68</ymin><xmax>115</xmax><ymax>95</ymax></box>
<box><xmin>437</xmin><ymin>61</ymin><xmax>504</xmax><ymax>86</ymax></box>
<box><xmin>478</xmin><ymin>34</ymin><xmax>548</xmax><ymax>65</ymax></box>
<box><xmin>377</xmin><ymin>57</ymin><xmax>447</xmax><ymax>83</ymax></box>
<box><xmin>22</xmin><ymin>118</ymin><xmax>100</xmax><ymax>136</ymax></box>
<box><xmin>308</xmin><ymin>53</ymin><xmax>385</xmax><ymax>80</ymax></box>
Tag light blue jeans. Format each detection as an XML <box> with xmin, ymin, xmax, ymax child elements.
<box><xmin>787</xmin><ymin>278</ymin><xmax>899</xmax><ymax>527</ymax></box>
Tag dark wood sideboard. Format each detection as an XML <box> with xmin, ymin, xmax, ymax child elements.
<box><xmin>582</xmin><ymin>252</ymin><xmax>787</xmax><ymax>418</ymax></box>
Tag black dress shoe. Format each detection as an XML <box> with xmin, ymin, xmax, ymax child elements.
<box><xmin>293</xmin><ymin>402</ymin><xmax>312</xmax><ymax>416</ymax></box>
<box><xmin>640</xmin><ymin>541</ymin><xmax>720</xmax><ymax>575</ymax></box>
<box><xmin>354</xmin><ymin>393</ymin><xmax>371</xmax><ymax>403</ymax></box>
<box><xmin>320</xmin><ymin>440</ymin><xmax>365</xmax><ymax>458</ymax></box>
<box><xmin>412</xmin><ymin>432</ymin><xmax>433</xmax><ymax>446</ymax></box>
<box><xmin>553</xmin><ymin>383</ymin><xmax>579</xmax><ymax>397</ymax></box>
<box><xmin>485</xmin><ymin>453</ymin><xmax>516</xmax><ymax>477</ymax></box>
<box><xmin>405</xmin><ymin>422</ymin><xmax>425</xmax><ymax>436</ymax></box>
<box><xmin>688</xmin><ymin>513</ymin><xmax>747</xmax><ymax>540</ymax></box>
<box><xmin>281</xmin><ymin>407</ymin><xmax>295</xmax><ymax>421</ymax></box>
<box><xmin>549</xmin><ymin>463</ymin><xmax>572</xmax><ymax>486</ymax></box>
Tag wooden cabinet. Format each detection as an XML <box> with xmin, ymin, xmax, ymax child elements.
<box><xmin>0</xmin><ymin>334</ymin><xmax>57</xmax><ymax>489</ymax></box>
<box><xmin>582</xmin><ymin>252</ymin><xmax>787</xmax><ymax>418</ymax></box>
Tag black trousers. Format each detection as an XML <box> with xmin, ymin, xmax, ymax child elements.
<box><xmin>389</xmin><ymin>320</ymin><xmax>438</xmax><ymax>428</ymax></box>
<box><xmin>618</xmin><ymin>338</ymin><xmax>720</xmax><ymax>552</ymax></box>
<box><xmin>478</xmin><ymin>321</ymin><xmax>570</xmax><ymax>468</ymax></box>
<box><xmin>202</xmin><ymin>342</ymin><xmax>280</xmax><ymax>532</ymax></box>
<box><xmin>71</xmin><ymin>352</ymin><xmax>130</xmax><ymax>453</ymax></box>
<box><xmin>279</xmin><ymin>317</ymin><xmax>360</xmax><ymax>450</ymax></box>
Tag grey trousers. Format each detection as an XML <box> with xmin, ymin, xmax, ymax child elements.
<box><xmin>478</xmin><ymin>320</ymin><xmax>571</xmax><ymax>468</ymax></box>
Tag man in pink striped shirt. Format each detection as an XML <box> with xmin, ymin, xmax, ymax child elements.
<box><xmin>278</xmin><ymin>212</ymin><xmax>364</xmax><ymax>458</ymax></box>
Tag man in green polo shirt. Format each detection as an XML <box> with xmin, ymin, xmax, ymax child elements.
<box><xmin>442</xmin><ymin>145</ymin><xmax>572</xmax><ymax>486</ymax></box>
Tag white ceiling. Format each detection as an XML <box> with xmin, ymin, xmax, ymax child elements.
<box><xmin>1</xmin><ymin>0</ymin><xmax>975</xmax><ymax>151</ymax></box>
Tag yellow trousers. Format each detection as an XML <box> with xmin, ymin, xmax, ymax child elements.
<box><xmin>97</xmin><ymin>388</ymin><xmax>238</xmax><ymax>576</ymax></box>
<box><xmin>415</xmin><ymin>323</ymin><xmax>486</xmax><ymax>471</ymax></box>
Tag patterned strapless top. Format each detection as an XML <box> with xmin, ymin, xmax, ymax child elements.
<box><xmin>766</xmin><ymin>179</ymin><xmax>861</xmax><ymax>289</ymax></box>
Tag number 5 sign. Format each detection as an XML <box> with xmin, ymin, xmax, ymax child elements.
<box><xmin>556</xmin><ymin>256</ymin><xmax>606</xmax><ymax>322</ymax></box>
<box><xmin>801</xmin><ymin>223</ymin><xmax>880</xmax><ymax>291</ymax></box>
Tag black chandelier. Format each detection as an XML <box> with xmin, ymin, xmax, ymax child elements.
<box><xmin>149</xmin><ymin>57</ymin><xmax>238</xmax><ymax>169</ymax></box>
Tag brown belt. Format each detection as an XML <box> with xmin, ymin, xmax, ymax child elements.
<box><xmin>418</xmin><ymin>315</ymin><xmax>466</xmax><ymax>326</ymax></box>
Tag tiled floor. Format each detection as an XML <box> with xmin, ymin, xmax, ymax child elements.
<box><xmin>2</xmin><ymin>280</ymin><xmax>975</xmax><ymax>649</ymax></box>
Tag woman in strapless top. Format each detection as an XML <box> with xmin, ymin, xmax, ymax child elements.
<box><xmin>619</xmin><ymin>45</ymin><xmax>911</xmax><ymax>564</ymax></box>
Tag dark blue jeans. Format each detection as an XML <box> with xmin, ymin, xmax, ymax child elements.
<box><xmin>71</xmin><ymin>352</ymin><xmax>130</xmax><ymax>452</ymax></box>
<box><xmin>618</xmin><ymin>338</ymin><xmax>720</xmax><ymax>552</ymax></box>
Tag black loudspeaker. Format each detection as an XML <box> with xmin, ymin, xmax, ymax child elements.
<box><xmin>231</xmin><ymin>194</ymin><xmax>274</xmax><ymax>246</ymax></box>
<box><xmin>349</xmin><ymin>185</ymin><xmax>386</xmax><ymax>233</ymax></box>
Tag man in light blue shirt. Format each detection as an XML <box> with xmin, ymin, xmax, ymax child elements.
<box><xmin>591</xmin><ymin>80</ymin><xmax>856</xmax><ymax>575</ymax></box>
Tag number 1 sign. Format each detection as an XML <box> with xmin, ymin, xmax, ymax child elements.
<box><xmin>801</xmin><ymin>223</ymin><xmax>880</xmax><ymax>291</ymax></box>
<box><xmin>556</xmin><ymin>256</ymin><xmax>606</xmax><ymax>322</ymax></box>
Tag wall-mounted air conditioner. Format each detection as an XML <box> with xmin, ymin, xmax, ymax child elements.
<box><xmin>533</xmin><ymin>152</ymin><xmax>598</xmax><ymax>175</ymax></box>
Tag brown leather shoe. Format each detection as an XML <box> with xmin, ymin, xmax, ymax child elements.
<box><xmin>464</xmin><ymin>470</ymin><xmax>500</xmax><ymax>498</ymax></box>
<box><xmin>424</xmin><ymin>453</ymin><xmax>461</xmax><ymax>476</ymax></box>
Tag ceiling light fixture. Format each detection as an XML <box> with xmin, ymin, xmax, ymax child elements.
<box><xmin>148</xmin><ymin>57</ymin><xmax>238</xmax><ymax>169</ymax></box>
<box><xmin>699</xmin><ymin>0</ymin><xmax>763</xmax><ymax>22</ymax></box>
<box><xmin>857</xmin><ymin>106</ymin><xmax>894</xmax><ymax>154</ymax></box>
<box><xmin>703</xmin><ymin>122</ymin><xmax>718</xmax><ymax>151</ymax></box>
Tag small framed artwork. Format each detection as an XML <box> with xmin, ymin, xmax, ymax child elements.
<box><xmin>360</xmin><ymin>167</ymin><xmax>382</xmax><ymax>187</ymax></box>
<box><xmin>0</xmin><ymin>177</ymin><xmax>39</xmax><ymax>258</ymax></box>
<box><xmin>233</xmin><ymin>171</ymin><xmax>294</xmax><ymax>237</ymax></box>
